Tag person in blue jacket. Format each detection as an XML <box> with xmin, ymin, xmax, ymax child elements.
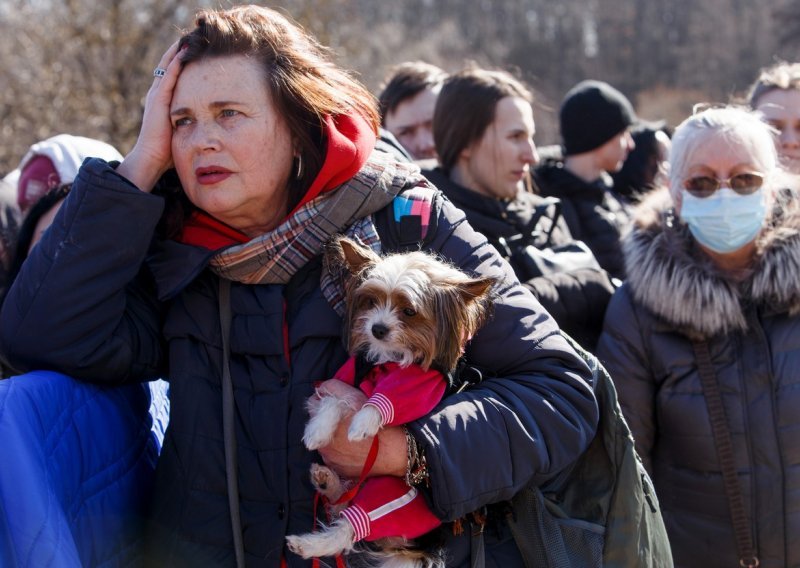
<box><xmin>0</xmin><ymin>5</ymin><xmax>598</xmax><ymax>566</ymax></box>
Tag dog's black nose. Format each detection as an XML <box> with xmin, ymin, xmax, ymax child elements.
<box><xmin>371</xmin><ymin>323</ymin><xmax>389</xmax><ymax>340</ymax></box>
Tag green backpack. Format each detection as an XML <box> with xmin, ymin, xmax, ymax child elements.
<box><xmin>504</xmin><ymin>334</ymin><xmax>673</xmax><ymax>567</ymax></box>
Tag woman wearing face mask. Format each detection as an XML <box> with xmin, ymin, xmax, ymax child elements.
<box><xmin>597</xmin><ymin>105</ymin><xmax>800</xmax><ymax>568</ymax></box>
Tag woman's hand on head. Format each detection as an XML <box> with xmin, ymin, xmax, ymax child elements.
<box><xmin>117</xmin><ymin>40</ymin><xmax>184</xmax><ymax>193</ymax></box>
<box><xmin>316</xmin><ymin>379</ymin><xmax>408</xmax><ymax>479</ymax></box>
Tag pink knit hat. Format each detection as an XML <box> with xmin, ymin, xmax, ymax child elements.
<box><xmin>17</xmin><ymin>155</ymin><xmax>60</xmax><ymax>212</ymax></box>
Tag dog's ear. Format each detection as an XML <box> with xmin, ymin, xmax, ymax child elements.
<box><xmin>334</xmin><ymin>236</ymin><xmax>380</xmax><ymax>276</ymax></box>
<box><xmin>455</xmin><ymin>276</ymin><xmax>496</xmax><ymax>305</ymax></box>
<box><xmin>428</xmin><ymin>276</ymin><xmax>495</xmax><ymax>372</ymax></box>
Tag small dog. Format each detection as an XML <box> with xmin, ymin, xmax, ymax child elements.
<box><xmin>286</xmin><ymin>236</ymin><xmax>496</xmax><ymax>568</ymax></box>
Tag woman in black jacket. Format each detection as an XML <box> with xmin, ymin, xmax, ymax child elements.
<box><xmin>0</xmin><ymin>6</ymin><xmax>598</xmax><ymax>567</ymax></box>
<box><xmin>427</xmin><ymin>67</ymin><xmax>616</xmax><ymax>351</ymax></box>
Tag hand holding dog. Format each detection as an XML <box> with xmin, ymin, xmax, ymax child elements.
<box><xmin>288</xmin><ymin>238</ymin><xmax>496</xmax><ymax>563</ymax></box>
<box><xmin>316</xmin><ymin>379</ymin><xmax>407</xmax><ymax>479</ymax></box>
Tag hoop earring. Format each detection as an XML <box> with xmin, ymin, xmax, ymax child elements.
<box><xmin>295</xmin><ymin>155</ymin><xmax>303</xmax><ymax>180</ymax></box>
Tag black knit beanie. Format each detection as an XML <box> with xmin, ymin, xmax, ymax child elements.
<box><xmin>559</xmin><ymin>80</ymin><xmax>636</xmax><ymax>156</ymax></box>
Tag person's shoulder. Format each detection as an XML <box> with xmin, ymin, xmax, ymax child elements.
<box><xmin>533</xmin><ymin>158</ymin><xmax>582</xmax><ymax>196</ymax></box>
<box><xmin>419</xmin><ymin>164</ymin><xmax>442</xmax><ymax>183</ymax></box>
<box><xmin>375</xmin><ymin>128</ymin><xmax>414</xmax><ymax>163</ymax></box>
<box><xmin>533</xmin><ymin>156</ymin><xmax>564</xmax><ymax>179</ymax></box>
<box><xmin>373</xmin><ymin>181</ymin><xmax>446</xmax><ymax>251</ymax></box>
<box><xmin>602</xmin><ymin>282</ymin><xmax>648</xmax><ymax>339</ymax></box>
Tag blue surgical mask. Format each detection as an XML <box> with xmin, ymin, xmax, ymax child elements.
<box><xmin>679</xmin><ymin>187</ymin><xmax>767</xmax><ymax>253</ymax></box>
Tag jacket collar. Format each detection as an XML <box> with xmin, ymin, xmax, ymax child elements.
<box><xmin>423</xmin><ymin>166</ymin><xmax>548</xmax><ymax>238</ymax></box>
<box><xmin>624</xmin><ymin>188</ymin><xmax>800</xmax><ymax>338</ymax></box>
<box><xmin>534</xmin><ymin>158</ymin><xmax>611</xmax><ymax>203</ymax></box>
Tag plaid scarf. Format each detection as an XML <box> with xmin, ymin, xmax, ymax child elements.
<box><xmin>207</xmin><ymin>153</ymin><xmax>425</xmax><ymax>313</ymax></box>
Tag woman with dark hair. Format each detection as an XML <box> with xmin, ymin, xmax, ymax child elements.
<box><xmin>424</xmin><ymin>66</ymin><xmax>616</xmax><ymax>350</ymax></box>
<box><xmin>0</xmin><ymin>6</ymin><xmax>598</xmax><ymax>566</ymax></box>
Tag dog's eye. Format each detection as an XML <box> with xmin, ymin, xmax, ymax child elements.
<box><xmin>403</xmin><ymin>307</ymin><xmax>417</xmax><ymax>317</ymax></box>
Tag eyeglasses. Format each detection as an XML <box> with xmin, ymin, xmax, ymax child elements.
<box><xmin>682</xmin><ymin>172</ymin><xmax>765</xmax><ymax>198</ymax></box>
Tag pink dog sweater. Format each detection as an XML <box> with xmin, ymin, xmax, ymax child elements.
<box><xmin>331</xmin><ymin>357</ymin><xmax>447</xmax><ymax>541</ymax></box>
<box><xmin>339</xmin><ymin>476</ymin><xmax>441</xmax><ymax>541</ymax></box>
<box><xmin>332</xmin><ymin>357</ymin><xmax>447</xmax><ymax>427</ymax></box>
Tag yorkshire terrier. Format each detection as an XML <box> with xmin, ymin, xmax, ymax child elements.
<box><xmin>286</xmin><ymin>236</ymin><xmax>496</xmax><ymax>568</ymax></box>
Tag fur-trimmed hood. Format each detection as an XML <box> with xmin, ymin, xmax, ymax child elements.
<box><xmin>623</xmin><ymin>188</ymin><xmax>800</xmax><ymax>338</ymax></box>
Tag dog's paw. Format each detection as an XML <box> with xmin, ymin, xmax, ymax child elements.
<box><xmin>303</xmin><ymin>395</ymin><xmax>347</xmax><ymax>450</ymax></box>
<box><xmin>310</xmin><ymin>464</ymin><xmax>342</xmax><ymax>497</ymax></box>
<box><xmin>347</xmin><ymin>406</ymin><xmax>383</xmax><ymax>441</ymax></box>
<box><xmin>302</xmin><ymin>426</ymin><xmax>332</xmax><ymax>451</ymax></box>
<box><xmin>285</xmin><ymin>534</ymin><xmax>314</xmax><ymax>558</ymax></box>
<box><xmin>286</xmin><ymin>520</ymin><xmax>354</xmax><ymax>559</ymax></box>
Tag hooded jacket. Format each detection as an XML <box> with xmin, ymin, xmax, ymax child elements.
<box><xmin>0</xmin><ymin>116</ymin><xmax>598</xmax><ymax>567</ymax></box>
<box><xmin>13</xmin><ymin>133</ymin><xmax>123</xmax><ymax>211</ymax></box>
<box><xmin>597</xmin><ymin>189</ymin><xmax>800</xmax><ymax>568</ymax></box>
<box><xmin>534</xmin><ymin>157</ymin><xmax>631</xmax><ymax>279</ymax></box>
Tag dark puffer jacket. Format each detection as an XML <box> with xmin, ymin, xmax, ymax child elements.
<box><xmin>0</xmin><ymin>157</ymin><xmax>598</xmax><ymax>567</ymax></box>
<box><xmin>534</xmin><ymin>158</ymin><xmax>631</xmax><ymax>279</ymax></box>
<box><xmin>424</xmin><ymin>167</ymin><xmax>616</xmax><ymax>351</ymax></box>
<box><xmin>596</xmin><ymin>189</ymin><xmax>800</xmax><ymax>568</ymax></box>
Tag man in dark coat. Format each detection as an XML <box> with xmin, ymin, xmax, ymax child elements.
<box><xmin>534</xmin><ymin>80</ymin><xmax>635</xmax><ymax>279</ymax></box>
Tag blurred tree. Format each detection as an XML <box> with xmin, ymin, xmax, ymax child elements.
<box><xmin>0</xmin><ymin>0</ymin><xmax>797</xmax><ymax>172</ymax></box>
<box><xmin>0</xmin><ymin>0</ymin><xmax>202</xmax><ymax>173</ymax></box>
<box><xmin>775</xmin><ymin>0</ymin><xmax>800</xmax><ymax>53</ymax></box>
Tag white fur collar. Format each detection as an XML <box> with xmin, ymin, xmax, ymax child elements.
<box><xmin>623</xmin><ymin>188</ymin><xmax>800</xmax><ymax>338</ymax></box>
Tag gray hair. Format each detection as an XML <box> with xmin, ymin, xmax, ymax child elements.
<box><xmin>747</xmin><ymin>61</ymin><xmax>800</xmax><ymax>107</ymax></box>
<box><xmin>668</xmin><ymin>106</ymin><xmax>778</xmax><ymax>201</ymax></box>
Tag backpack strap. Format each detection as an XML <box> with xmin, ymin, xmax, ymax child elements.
<box><xmin>373</xmin><ymin>185</ymin><xmax>440</xmax><ymax>252</ymax></box>
<box><xmin>692</xmin><ymin>340</ymin><xmax>759</xmax><ymax>568</ymax></box>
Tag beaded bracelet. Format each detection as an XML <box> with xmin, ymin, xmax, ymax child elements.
<box><xmin>404</xmin><ymin>426</ymin><xmax>430</xmax><ymax>487</ymax></box>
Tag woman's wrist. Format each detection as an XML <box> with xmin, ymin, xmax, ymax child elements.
<box><xmin>116</xmin><ymin>149</ymin><xmax>166</xmax><ymax>194</ymax></box>
<box><xmin>371</xmin><ymin>425</ymin><xmax>409</xmax><ymax>477</ymax></box>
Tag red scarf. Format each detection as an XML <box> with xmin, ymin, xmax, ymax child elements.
<box><xmin>179</xmin><ymin>113</ymin><xmax>376</xmax><ymax>250</ymax></box>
